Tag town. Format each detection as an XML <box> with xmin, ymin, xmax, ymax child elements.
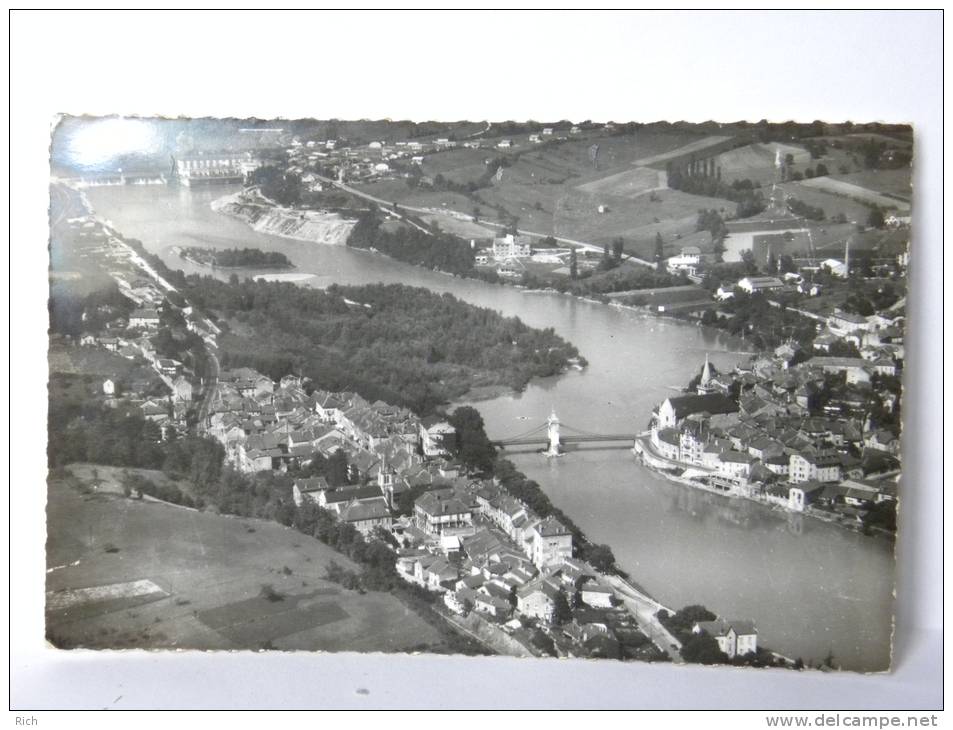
<box><xmin>46</xmin><ymin>115</ymin><xmax>910</xmax><ymax>672</ymax></box>
<box><xmin>636</xmin><ymin>301</ymin><xmax>901</xmax><ymax>534</ymax></box>
<box><xmin>49</xmin><ymin>188</ymin><xmax>781</xmax><ymax>666</ymax></box>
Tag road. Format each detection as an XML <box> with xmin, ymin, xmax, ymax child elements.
<box><xmin>313</xmin><ymin>174</ymin><xmax>656</xmax><ymax>268</ymax></box>
<box><xmin>605</xmin><ymin>575</ymin><xmax>683</xmax><ymax>662</ymax></box>
<box><xmin>196</xmin><ymin>345</ymin><xmax>220</xmax><ymax>435</ymax></box>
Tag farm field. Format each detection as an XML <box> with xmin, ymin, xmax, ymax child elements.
<box><xmin>46</xmin><ymin>475</ymin><xmax>445</xmax><ymax>653</ymax></box>
<box><xmin>843</xmin><ymin>132</ymin><xmax>913</xmax><ymax>147</ymax></box>
<box><xmin>419</xmin><ymin>147</ymin><xmax>493</xmax><ymax>185</ymax></box>
<box><xmin>633</xmin><ymin>135</ymin><xmax>735</xmax><ymax>167</ymax></box>
<box><xmin>354</xmin><ymin>179</ymin><xmax>477</xmax><ymax>213</ymax></box>
<box><xmin>551</xmin><ymin>187</ymin><xmax>734</xmax><ymax>249</ymax></box>
<box><xmin>49</xmin><ymin>345</ymin><xmax>143</xmax><ymax>379</ymax></box>
<box><xmin>827</xmin><ymin>168</ymin><xmax>912</xmax><ymax>202</ymax></box>
<box><xmin>777</xmin><ymin>181</ymin><xmax>876</xmax><ymax>224</ymax></box>
<box><xmin>575</xmin><ymin>166</ymin><xmax>665</xmax><ymax>198</ymax></box>
<box><xmin>418</xmin><ymin>213</ymin><xmax>496</xmax><ymax>239</ymax></box>
<box><xmin>712</xmin><ymin>142</ymin><xmax>811</xmax><ymax>185</ymax></box>
<box><xmin>545</xmin><ymin>130</ymin><xmax>708</xmax><ymax>173</ymax></box>
<box><xmin>798</xmin><ymin>177</ymin><xmax>910</xmax><ymax>212</ymax></box>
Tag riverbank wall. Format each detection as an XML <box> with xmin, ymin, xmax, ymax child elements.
<box><xmin>633</xmin><ymin>435</ymin><xmax>892</xmax><ymax>538</ymax></box>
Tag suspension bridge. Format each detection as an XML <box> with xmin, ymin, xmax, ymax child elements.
<box><xmin>493</xmin><ymin>410</ymin><xmax>635</xmax><ymax>455</ymax></box>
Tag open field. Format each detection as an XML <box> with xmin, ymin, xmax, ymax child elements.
<box><xmin>354</xmin><ymin>179</ymin><xmax>476</xmax><ymax>213</ymax></box>
<box><xmin>777</xmin><ymin>181</ymin><xmax>876</xmax><ymax>224</ymax></box>
<box><xmin>633</xmin><ymin>135</ymin><xmax>735</xmax><ymax>167</ymax></box>
<box><xmin>711</xmin><ymin>144</ymin><xmax>778</xmax><ymax>184</ymax></box>
<box><xmin>418</xmin><ymin>213</ymin><xmax>496</xmax><ymax>239</ymax></box>
<box><xmin>829</xmin><ymin>169</ymin><xmax>911</xmax><ymax>201</ymax></box>
<box><xmin>540</xmin><ymin>130</ymin><xmax>707</xmax><ymax>173</ymax></box>
<box><xmin>575</xmin><ymin>166</ymin><xmax>665</xmax><ymax>198</ymax></box>
<box><xmin>48</xmin><ymin>345</ymin><xmax>142</xmax><ymax>378</ymax></box>
<box><xmin>420</xmin><ymin>147</ymin><xmax>493</xmax><ymax>185</ymax></box>
<box><xmin>798</xmin><ymin>177</ymin><xmax>910</xmax><ymax>212</ymax></box>
<box><xmin>46</xmin><ymin>475</ymin><xmax>445</xmax><ymax>652</ymax></box>
<box><xmin>843</xmin><ymin>132</ymin><xmax>913</xmax><ymax>147</ymax></box>
<box><xmin>63</xmin><ymin>463</ymin><xmax>195</xmax><ymax>498</ymax></box>
<box><xmin>552</xmin><ymin>188</ymin><xmax>734</xmax><ymax>247</ymax></box>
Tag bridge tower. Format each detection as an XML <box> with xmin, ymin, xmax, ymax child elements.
<box><xmin>545</xmin><ymin>409</ymin><xmax>561</xmax><ymax>456</ymax></box>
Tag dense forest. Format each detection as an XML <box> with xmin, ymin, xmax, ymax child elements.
<box><xmin>178</xmin><ymin>277</ymin><xmax>584</xmax><ymax>415</ymax></box>
<box><xmin>347</xmin><ymin>209</ymin><xmax>476</xmax><ymax>277</ymax></box>
<box><xmin>180</xmin><ymin>247</ymin><xmax>293</xmax><ymax>269</ymax></box>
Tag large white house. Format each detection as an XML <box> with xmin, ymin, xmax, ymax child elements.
<box><xmin>666</xmin><ymin>246</ymin><xmax>702</xmax><ymax>276</ymax></box>
<box><xmin>692</xmin><ymin>619</ymin><xmax>758</xmax><ymax>658</ymax></box>
<box><xmin>492</xmin><ymin>233</ymin><xmax>531</xmax><ymax>261</ymax></box>
<box><xmin>526</xmin><ymin>516</ymin><xmax>573</xmax><ymax>569</ymax></box>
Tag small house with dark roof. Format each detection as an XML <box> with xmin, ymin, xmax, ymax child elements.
<box><xmin>516</xmin><ymin>578</ymin><xmax>563</xmax><ymax>623</ymax></box>
<box><xmin>292</xmin><ymin>476</ymin><xmax>331</xmax><ymax>507</ymax></box>
<box><xmin>338</xmin><ymin>497</ymin><xmax>393</xmax><ymax>535</ymax></box>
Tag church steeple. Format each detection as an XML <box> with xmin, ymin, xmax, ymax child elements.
<box><xmin>701</xmin><ymin>353</ymin><xmax>712</xmax><ymax>386</ymax></box>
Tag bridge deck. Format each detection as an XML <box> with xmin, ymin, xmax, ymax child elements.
<box><xmin>498</xmin><ymin>434</ymin><xmax>633</xmax><ymax>446</ymax></box>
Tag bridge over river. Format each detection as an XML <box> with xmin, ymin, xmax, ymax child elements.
<box><xmin>493</xmin><ymin>410</ymin><xmax>636</xmax><ymax>454</ymax></box>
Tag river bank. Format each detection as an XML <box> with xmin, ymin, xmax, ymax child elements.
<box><xmin>634</xmin><ymin>435</ymin><xmax>895</xmax><ymax>540</ymax></box>
<box><xmin>211</xmin><ymin>189</ymin><xmax>357</xmax><ymax>246</ymax></box>
<box><xmin>83</xmin><ymin>182</ymin><xmax>896</xmax><ymax>671</ymax></box>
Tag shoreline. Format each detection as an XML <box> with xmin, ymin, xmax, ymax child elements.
<box><xmin>211</xmin><ymin>189</ymin><xmax>357</xmax><ymax>247</ymax></box>
<box><xmin>633</xmin><ymin>436</ymin><xmax>895</xmax><ymax>540</ymax></box>
<box><xmin>210</xmin><ymin>189</ymin><xmax>754</xmax><ymax>346</ymax></box>
<box><xmin>58</xmin><ymin>180</ymin><xmax>805</xmax><ymax>667</ymax></box>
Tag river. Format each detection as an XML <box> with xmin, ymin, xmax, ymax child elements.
<box><xmin>85</xmin><ymin>183</ymin><xmax>895</xmax><ymax>671</ymax></box>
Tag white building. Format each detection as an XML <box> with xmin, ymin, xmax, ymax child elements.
<box><xmin>492</xmin><ymin>234</ymin><xmax>531</xmax><ymax>261</ymax></box>
<box><xmin>692</xmin><ymin>619</ymin><xmax>758</xmax><ymax>659</ymax></box>
<box><xmin>667</xmin><ymin>246</ymin><xmax>702</xmax><ymax>275</ymax></box>
<box><xmin>738</xmin><ymin>277</ymin><xmax>784</xmax><ymax>294</ymax></box>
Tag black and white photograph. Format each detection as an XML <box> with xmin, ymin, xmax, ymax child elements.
<box><xmin>46</xmin><ymin>113</ymin><xmax>909</xmax><ymax>670</ymax></box>
<box><xmin>10</xmin><ymin>8</ymin><xmax>944</xmax><ymax>715</ymax></box>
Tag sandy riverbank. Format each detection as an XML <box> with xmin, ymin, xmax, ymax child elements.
<box><xmin>212</xmin><ymin>190</ymin><xmax>357</xmax><ymax>246</ymax></box>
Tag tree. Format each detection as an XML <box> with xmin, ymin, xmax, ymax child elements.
<box><xmin>815</xmin><ymin>163</ymin><xmax>829</xmax><ymax>177</ymax></box>
<box><xmin>326</xmin><ymin>450</ymin><xmax>350</xmax><ymax>486</ymax></box>
<box><xmin>569</xmin><ymin>248</ymin><xmax>578</xmax><ymax>280</ymax></box>
<box><xmin>654</xmin><ymin>232</ymin><xmax>665</xmax><ymax>272</ymax></box>
<box><xmin>766</xmin><ymin>251</ymin><xmax>778</xmax><ymax>275</ymax></box>
<box><xmin>580</xmin><ymin>543</ymin><xmax>616</xmax><ymax>573</ymax></box>
<box><xmin>612</xmin><ymin>237</ymin><xmax>624</xmax><ymax>263</ymax></box>
<box><xmin>552</xmin><ymin>590</ymin><xmax>573</xmax><ymax>625</ymax></box>
<box><xmin>867</xmin><ymin>206</ymin><xmax>885</xmax><ymax>229</ymax></box>
<box><xmin>680</xmin><ymin>632</ymin><xmax>730</xmax><ymax>665</ymax></box>
<box><xmin>740</xmin><ymin>249</ymin><xmax>758</xmax><ymax>274</ymax></box>
<box><xmin>447</xmin><ymin>406</ymin><xmax>496</xmax><ymax>473</ymax></box>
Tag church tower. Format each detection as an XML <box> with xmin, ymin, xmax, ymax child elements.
<box><xmin>698</xmin><ymin>354</ymin><xmax>714</xmax><ymax>395</ymax></box>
